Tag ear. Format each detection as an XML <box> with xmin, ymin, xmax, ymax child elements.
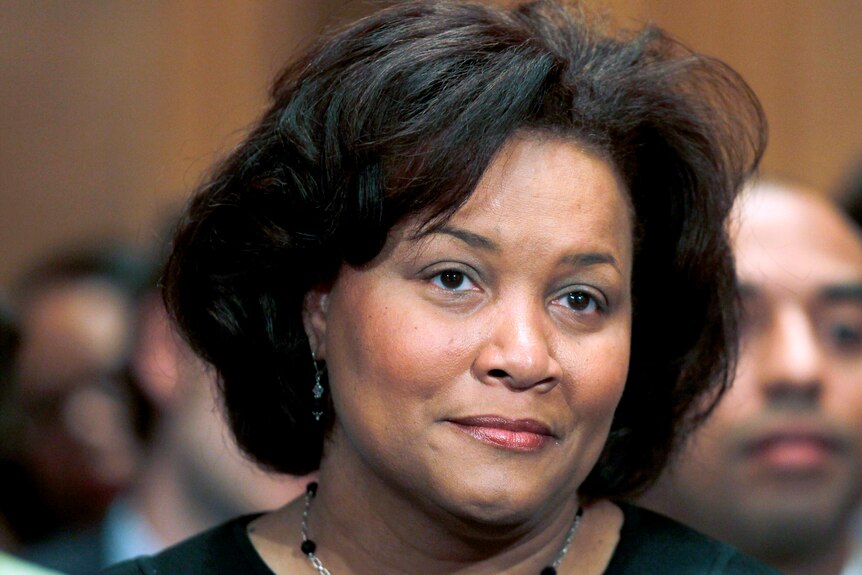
<box><xmin>131</xmin><ymin>294</ymin><xmax>183</xmax><ymax>410</ymax></box>
<box><xmin>302</xmin><ymin>286</ymin><xmax>331</xmax><ymax>360</ymax></box>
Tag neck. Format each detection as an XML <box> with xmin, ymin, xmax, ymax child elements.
<box><xmin>131</xmin><ymin>441</ymin><xmax>212</xmax><ymax>548</ymax></box>
<box><xmin>307</xmin><ymin>441</ymin><xmax>581</xmax><ymax>575</ymax></box>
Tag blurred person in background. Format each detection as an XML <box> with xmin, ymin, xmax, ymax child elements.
<box><xmin>839</xmin><ymin>152</ymin><xmax>862</xmax><ymax>575</ymax></box>
<box><xmin>1</xmin><ymin>246</ymin><xmax>152</xmax><ymax>555</ymax></box>
<box><xmin>19</xmin><ymin>230</ymin><xmax>310</xmax><ymax>574</ymax></box>
<box><xmin>640</xmin><ymin>179</ymin><xmax>862</xmax><ymax>575</ymax></box>
<box><xmin>106</xmin><ymin>249</ymin><xmax>312</xmax><ymax>563</ymax></box>
<box><xmin>0</xmin><ymin>295</ymin><xmax>23</xmax><ymax>550</ymax></box>
<box><xmin>0</xmin><ymin>294</ymin><xmax>63</xmax><ymax>574</ymax></box>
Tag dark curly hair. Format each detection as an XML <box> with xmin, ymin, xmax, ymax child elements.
<box><xmin>839</xmin><ymin>154</ymin><xmax>862</xmax><ymax>230</ymax></box>
<box><xmin>164</xmin><ymin>0</ymin><xmax>766</xmax><ymax>499</ymax></box>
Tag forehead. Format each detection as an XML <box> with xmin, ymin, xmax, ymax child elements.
<box><xmin>468</xmin><ymin>134</ymin><xmax>627</xmax><ymax>209</ymax></box>
<box><xmin>733</xmin><ymin>189</ymin><xmax>862</xmax><ymax>294</ymax></box>
<box><xmin>18</xmin><ymin>281</ymin><xmax>133</xmax><ymax>391</ymax></box>
<box><xmin>441</xmin><ymin>135</ymin><xmax>632</xmax><ymax>252</ymax></box>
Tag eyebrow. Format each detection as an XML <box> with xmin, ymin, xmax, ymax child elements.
<box><xmin>737</xmin><ymin>282</ymin><xmax>862</xmax><ymax>303</ymax></box>
<box><xmin>821</xmin><ymin>283</ymin><xmax>862</xmax><ymax>302</ymax></box>
<box><xmin>560</xmin><ymin>252</ymin><xmax>621</xmax><ymax>271</ymax></box>
<box><xmin>420</xmin><ymin>226</ymin><xmax>621</xmax><ymax>271</ymax></box>
<box><xmin>427</xmin><ymin>226</ymin><xmax>500</xmax><ymax>252</ymax></box>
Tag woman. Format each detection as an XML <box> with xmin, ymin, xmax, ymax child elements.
<box><xmin>106</xmin><ymin>1</ymin><xmax>771</xmax><ymax>573</ymax></box>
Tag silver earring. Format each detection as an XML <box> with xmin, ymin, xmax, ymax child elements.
<box><xmin>311</xmin><ymin>351</ymin><xmax>324</xmax><ymax>421</ymax></box>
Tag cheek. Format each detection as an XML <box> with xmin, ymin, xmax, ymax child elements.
<box><xmin>685</xmin><ymin>382</ymin><xmax>754</xmax><ymax>464</ymax></box>
<box><xmin>564</xmin><ymin>327</ymin><xmax>631</xmax><ymax>418</ymax></box>
<box><xmin>324</xmin><ymin>284</ymin><xmax>473</xmax><ymax>425</ymax></box>
<box><xmin>720</xmin><ymin>360</ymin><xmax>764</xmax><ymax>418</ymax></box>
<box><xmin>824</xmin><ymin>370</ymin><xmax>862</xmax><ymax>426</ymax></box>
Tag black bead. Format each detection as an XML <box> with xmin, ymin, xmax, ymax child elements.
<box><xmin>306</xmin><ymin>481</ymin><xmax>318</xmax><ymax>496</ymax></box>
<box><xmin>540</xmin><ymin>568</ymin><xmax>557</xmax><ymax>575</ymax></box>
<box><xmin>301</xmin><ymin>539</ymin><xmax>316</xmax><ymax>556</ymax></box>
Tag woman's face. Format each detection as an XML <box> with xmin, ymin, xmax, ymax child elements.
<box><xmin>305</xmin><ymin>135</ymin><xmax>633</xmax><ymax>525</ymax></box>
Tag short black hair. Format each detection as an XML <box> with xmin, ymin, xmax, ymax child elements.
<box><xmin>15</xmin><ymin>245</ymin><xmax>154</xmax><ymax>303</ymax></box>
<box><xmin>839</xmin><ymin>154</ymin><xmax>862</xmax><ymax>231</ymax></box>
<box><xmin>164</xmin><ymin>0</ymin><xmax>766</xmax><ymax>498</ymax></box>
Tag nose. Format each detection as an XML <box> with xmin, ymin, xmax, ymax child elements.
<box><xmin>759</xmin><ymin>305</ymin><xmax>823</xmax><ymax>405</ymax></box>
<box><xmin>473</xmin><ymin>298</ymin><xmax>562</xmax><ymax>392</ymax></box>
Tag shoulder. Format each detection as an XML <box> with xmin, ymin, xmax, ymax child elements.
<box><xmin>604</xmin><ymin>503</ymin><xmax>781</xmax><ymax>575</ymax></box>
<box><xmin>100</xmin><ymin>515</ymin><xmax>272</xmax><ymax>575</ymax></box>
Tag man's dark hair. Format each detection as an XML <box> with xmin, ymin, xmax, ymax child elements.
<box><xmin>839</xmin><ymin>154</ymin><xmax>862</xmax><ymax>231</ymax></box>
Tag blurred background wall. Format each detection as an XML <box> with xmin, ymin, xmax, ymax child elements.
<box><xmin>1</xmin><ymin>0</ymin><xmax>860</xmax><ymax>288</ymax></box>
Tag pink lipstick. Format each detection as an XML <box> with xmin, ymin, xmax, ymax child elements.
<box><xmin>448</xmin><ymin>416</ymin><xmax>553</xmax><ymax>452</ymax></box>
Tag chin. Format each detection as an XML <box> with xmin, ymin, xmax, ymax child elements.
<box><xmin>432</xmin><ymin>476</ymin><xmax>567</xmax><ymax>531</ymax></box>
<box><xmin>446</xmin><ymin>502</ymin><xmax>539</xmax><ymax>535</ymax></box>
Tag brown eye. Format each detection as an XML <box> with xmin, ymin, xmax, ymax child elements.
<box><xmin>823</xmin><ymin>320</ymin><xmax>862</xmax><ymax>356</ymax></box>
<box><xmin>438</xmin><ymin>271</ymin><xmax>465</xmax><ymax>290</ymax></box>
<box><xmin>832</xmin><ymin>323</ymin><xmax>862</xmax><ymax>346</ymax></box>
<box><xmin>567</xmin><ymin>291</ymin><xmax>593</xmax><ymax>311</ymax></box>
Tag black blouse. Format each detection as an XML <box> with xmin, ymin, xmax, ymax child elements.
<box><xmin>101</xmin><ymin>502</ymin><xmax>780</xmax><ymax>575</ymax></box>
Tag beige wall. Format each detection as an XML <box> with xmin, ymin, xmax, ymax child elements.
<box><xmin>0</xmin><ymin>1</ymin><xmax>391</xmax><ymax>288</ymax></box>
<box><xmin>606</xmin><ymin>0</ymin><xmax>862</xmax><ymax>193</ymax></box>
<box><xmin>1</xmin><ymin>1</ymin><xmax>860</xmax><ymax>288</ymax></box>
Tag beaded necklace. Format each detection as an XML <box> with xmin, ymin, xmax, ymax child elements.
<box><xmin>299</xmin><ymin>482</ymin><xmax>583</xmax><ymax>575</ymax></box>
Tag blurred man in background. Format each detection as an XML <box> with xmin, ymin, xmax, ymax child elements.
<box><xmin>0</xmin><ymin>297</ymin><xmax>61</xmax><ymax>575</ymax></box>
<box><xmin>640</xmin><ymin>180</ymin><xmax>862</xmax><ymax>575</ymax></box>
<box><xmin>2</xmin><ymin>247</ymin><xmax>152</xmax><ymax>552</ymax></box>
<box><xmin>106</xmin><ymin>290</ymin><xmax>310</xmax><ymax>563</ymax></box>
<box><xmin>15</xmin><ymin>233</ymin><xmax>310</xmax><ymax>573</ymax></box>
<box><xmin>0</xmin><ymin>294</ymin><xmax>23</xmax><ymax>551</ymax></box>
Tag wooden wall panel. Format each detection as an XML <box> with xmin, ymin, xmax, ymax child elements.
<box><xmin>0</xmin><ymin>1</ymin><xmax>378</xmax><ymax>288</ymax></box>
<box><xmin>605</xmin><ymin>0</ymin><xmax>862</xmax><ymax>192</ymax></box>
<box><xmin>1</xmin><ymin>0</ymin><xmax>860</xmax><ymax>289</ymax></box>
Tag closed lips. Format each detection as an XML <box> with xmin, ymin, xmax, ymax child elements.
<box><xmin>448</xmin><ymin>416</ymin><xmax>555</xmax><ymax>451</ymax></box>
<box><xmin>741</xmin><ymin>426</ymin><xmax>847</xmax><ymax>469</ymax></box>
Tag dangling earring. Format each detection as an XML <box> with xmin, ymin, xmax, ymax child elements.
<box><xmin>311</xmin><ymin>350</ymin><xmax>325</xmax><ymax>422</ymax></box>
